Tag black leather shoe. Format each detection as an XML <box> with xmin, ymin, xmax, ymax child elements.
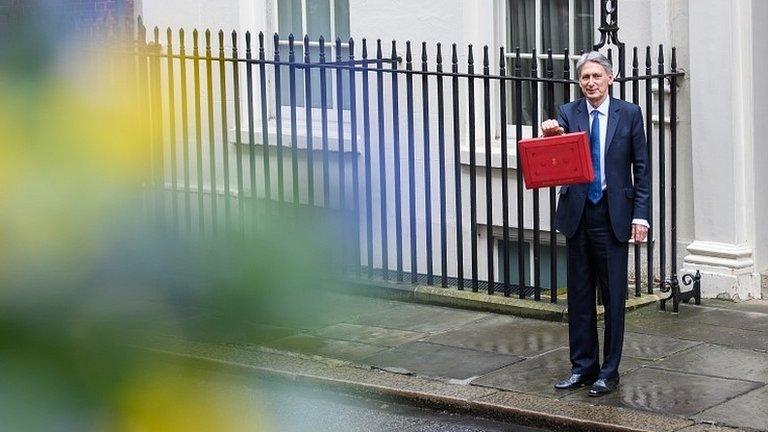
<box><xmin>588</xmin><ymin>377</ymin><xmax>620</xmax><ymax>397</ymax></box>
<box><xmin>554</xmin><ymin>373</ymin><xmax>596</xmax><ymax>390</ymax></box>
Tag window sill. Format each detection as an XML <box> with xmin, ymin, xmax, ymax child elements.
<box><xmin>459</xmin><ymin>125</ymin><xmax>539</xmax><ymax>169</ymax></box>
<box><xmin>459</xmin><ymin>138</ymin><xmax>519</xmax><ymax>170</ymax></box>
<box><xmin>229</xmin><ymin>116</ymin><xmax>358</xmax><ymax>155</ymax></box>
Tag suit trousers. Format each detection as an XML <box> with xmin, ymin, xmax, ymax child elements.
<box><xmin>566</xmin><ymin>195</ymin><xmax>629</xmax><ymax>380</ymax></box>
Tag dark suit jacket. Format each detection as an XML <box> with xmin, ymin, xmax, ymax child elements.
<box><xmin>553</xmin><ymin>97</ymin><xmax>650</xmax><ymax>242</ymax></box>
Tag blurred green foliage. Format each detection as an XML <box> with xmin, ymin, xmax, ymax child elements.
<box><xmin>0</xmin><ymin>4</ymin><xmax>354</xmax><ymax>430</ymax></box>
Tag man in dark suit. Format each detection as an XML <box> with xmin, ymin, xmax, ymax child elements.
<box><xmin>541</xmin><ymin>51</ymin><xmax>650</xmax><ymax>397</ymax></box>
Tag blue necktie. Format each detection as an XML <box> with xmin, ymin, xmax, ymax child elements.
<box><xmin>588</xmin><ymin>110</ymin><xmax>603</xmax><ymax>204</ymax></box>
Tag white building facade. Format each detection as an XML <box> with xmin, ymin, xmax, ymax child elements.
<box><xmin>139</xmin><ymin>0</ymin><xmax>768</xmax><ymax>300</ymax></box>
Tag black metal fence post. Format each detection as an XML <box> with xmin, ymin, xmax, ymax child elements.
<box><xmin>232</xmin><ymin>31</ymin><xmax>245</xmax><ymax>236</ymax></box>
<box><xmin>204</xmin><ymin>30</ymin><xmax>218</xmax><ymax>235</ymax></box>
<box><xmin>303</xmin><ymin>35</ymin><xmax>315</xmax><ymax>208</ymax></box>
<box><xmin>556</xmin><ymin>48</ymin><xmax>571</xmax><ymax>304</ymax></box>
<box><xmin>499</xmin><ymin>47</ymin><xmax>511</xmax><ymax>297</ymax></box>
<box><xmin>192</xmin><ymin>29</ymin><xmax>205</xmax><ymax>234</ymax></box>
<box><xmin>467</xmin><ymin>45</ymin><xmax>479</xmax><ymax>293</ymax></box>
<box><xmin>660</xmin><ymin>46</ymin><xmax>686</xmax><ymax>312</ymax></box>
<box><xmin>544</xmin><ymin>49</ymin><xmax>556</xmax><ymax>303</ymax></box>
<box><xmin>335</xmin><ymin>37</ymin><xmax>349</xmax><ymax>270</ymax></box>
<box><xmin>657</xmin><ymin>46</ymin><xmax>667</xmax><ymax>297</ymax></box>
<box><xmin>520</xmin><ymin>48</ymin><xmax>535</xmax><ymax>299</ymax></box>
<box><xmin>437</xmin><ymin>44</ymin><xmax>448</xmax><ymax>288</ymax></box>
<box><xmin>376</xmin><ymin>40</ymin><xmax>389</xmax><ymax>280</ymax></box>
<box><xmin>136</xmin><ymin>19</ymin><xmax>152</xmax><ymax>224</ymax></box>
<box><xmin>361</xmin><ymin>39</ymin><xmax>374</xmax><ymax>278</ymax></box>
<box><xmin>422</xmin><ymin>42</ymin><xmax>434</xmax><ymax>286</ymax></box>
<box><xmin>406</xmin><ymin>41</ymin><xmax>418</xmax><ymax>284</ymax></box>
<box><xmin>257</xmin><ymin>32</ymin><xmax>271</xmax><ymax>217</ymax></box>
<box><xmin>513</xmin><ymin>48</ymin><xmax>525</xmax><ymax>299</ymax></box>
<box><xmin>178</xmin><ymin>28</ymin><xmax>192</xmax><ymax>234</ymax></box>
<box><xmin>288</xmin><ymin>34</ymin><xmax>300</xmax><ymax>207</ymax></box>
<box><xmin>669</xmin><ymin>47</ymin><xmax>679</xmax><ymax>309</ymax></box>
<box><xmin>482</xmin><ymin>46</ymin><xmax>494</xmax><ymax>294</ymax></box>
<box><xmin>149</xmin><ymin>28</ymin><xmax>166</xmax><ymax>230</ymax></box>
<box><xmin>451</xmin><ymin>44</ymin><xmax>465</xmax><ymax>290</ymax></box>
<box><xmin>531</xmin><ymin>50</ymin><xmax>541</xmax><ymax>301</ymax></box>
<box><xmin>349</xmin><ymin>38</ymin><xmax>362</xmax><ymax>277</ymax></box>
<box><xmin>631</xmin><ymin>47</ymin><xmax>642</xmax><ymax>297</ymax></box>
<box><xmin>272</xmin><ymin>33</ymin><xmax>285</xmax><ymax>205</ymax></box>
<box><xmin>245</xmin><ymin>32</ymin><xmax>257</xmax><ymax>230</ymax></box>
<box><xmin>218</xmin><ymin>30</ymin><xmax>232</xmax><ymax>234</ymax></box>
<box><xmin>391</xmin><ymin>41</ymin><xmax>404</xmax><ymax>283</ymax></box>
<box><xmin>166</xmin><ymin>28</ymin><xmax>179</xmax><ymax>233</ymax></box>
<box><xmin>645</xmin><ymin>46</ymin><xmax>654</xmax><ymax>294</ymax></box>
<box><xmin>336</xmin><ymin>38</ymin><xmax>347</xmax><ymax>212</ymax></box>
<box><xmin>320</xmin><ymin>37</ymin><xmax>331</xmax><ymax>207</ymax></box>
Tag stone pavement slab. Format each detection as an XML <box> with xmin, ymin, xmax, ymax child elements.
<box><xmin>665</xmin><ymin>324</ymin><xmax>768</xmax><ymax>352</ymax></box>
<box><xmin>619</xmin><ymin>331</ymin><xmax>701</xmax><ymax>360</ymax></box>
<box><xmin>266</xmin><ymin>334</ymin><xmax>388</xmax><ymax>363</ymax></box>
<box><xmin>472</xmin><ymin>347</ymin><xmax>649</xmax><ymax>397</ymax></box>
<box><xmin>693</xmin><ymin>384</ymin><xmax>768</xmax><ymax>431</ymax></box>
<box><xmin>652</xmin><ymin>343</ymin><xmax>768</xmax><ymax>383</ymax></box>
<box><xmin>362</xmin><ymin>341</ymin><xmax>523</xmax><ymax>380</ymax></box>
<box><xmin>172</xmin><ymin>340</ymin><xmax>502</xmax><ymax>405</ymax></box>
<box><xmin>624</xmin><ymin>306</ymin><xmax>768</xmax><ymax>351</ymax></box>
<box><xmin>622</xmin><ymin>306</ymin><xmax>708</xmax><ymax>337</ymax></box>
<box><xmin>563</xmin><ymin>367</ymin><xmax>762</xmax><ymax>417</ymax></box>
<box><xmin>137</xmin><ymin>315</ymin><xmax>301</xmax><ymax>345</ymax></box>
<box><xmin>683</xmin><ymin>307</ymin><xmax>768</xmax><ymax>332</ymax></box>
<box><xmin>422</xmin><ymin>315</ymin><xmax>570</xmax><ymax>357</ymax></box>
<box><xmin>250</xmin><ymin>293</ymin><xmax>403</xmax><ymax>330</ymax></box>
<box><xmin>312</xmin><ymin>323</ymin><xmax>427</xmax><ymax>348</ymax></box>
<box><xmin>205</xmin><ymin>322</ymin><xmax>299</xmax><ymax>345</ymax></box>
<box><xmin>700</xmin><ymin>299</ymin><xmax>768</xmax><ymax>314</ymax></box>
<box><xmin>348</xmin><ymin>302</ymin><xmax>490</xmax><ymax>333</ymax></box>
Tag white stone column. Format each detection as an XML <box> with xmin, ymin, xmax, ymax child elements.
<box><xmin>683</xmin><ymin>0</ymin><xmax>761</xmax><ymax>300</ymax></box>
<box><xmin>753</xmin><ymin>0</ymin><xmax>768</xmax><ymax>299</ymax></box>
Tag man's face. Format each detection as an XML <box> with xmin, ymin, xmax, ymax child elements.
<box><xmin>579</xmin><ymin>61</ymin><xmax>613</xmax><ymax>106</ymax></box>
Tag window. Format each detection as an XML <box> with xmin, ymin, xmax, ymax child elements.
<box><xmin>276</xmin><ymin>0</ymin><xmax>350</xmax><ymax>109</ymax></box>
<box><xmin>503</xmin><ymin>0</ymin><xmax>595</xmax><ymax>126</ymax></box>
<box><xmin>498</xmin><ymin>239</ymin><xmax>567</xmax><ymax>291</ymax></box>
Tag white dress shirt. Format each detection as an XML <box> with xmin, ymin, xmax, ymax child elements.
<box><xmin>586</xmin><ymin>98</ymin><xmax>609</xmax><ymax>191</ymax></box>
<box><xmin>586</xmin><ymin>97</ymin><xmax>649</xmax><ymax>230</ymax></box>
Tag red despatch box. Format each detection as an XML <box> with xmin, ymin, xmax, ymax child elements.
<box><xmin>518</xmin><ymin>131</ymin><xmax>594</xmax><ymax>189</ymax></box>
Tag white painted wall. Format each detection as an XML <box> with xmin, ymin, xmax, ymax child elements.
<box><xmin>751</xmin><ymin>0</ymin><xmax>768</xmax><ymax>278</ymax></box>
<box><xmin>683</xmin><ymin>0</ymin><xmax>762</xmax><ymax>299</ymax></box>
<box><xmin>142</xmin><ymin>0</ymin><xmax>240</xmax><ymax>34</ymax></box>
<box><xmin>139</xmin><ymin>0</ymin><xmax>765</xmax><ymax>298</ymax></box>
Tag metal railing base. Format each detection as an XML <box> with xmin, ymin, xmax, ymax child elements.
<box><xmin>659</xmin><ymin>270</ymin><xmax>701</xmax><ymax>313</ymax></box>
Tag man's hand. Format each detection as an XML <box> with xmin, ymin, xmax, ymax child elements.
<box><xmin>631</xmin><ymin>224</ymin><xmax>648</xmax><ymax>243</ymax></box>
<box><xmin>541</xmin><ymin>119</ymin><xmax>565</xmax><ymax>137</ymax></box>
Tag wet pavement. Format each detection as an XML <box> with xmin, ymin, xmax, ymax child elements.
<box><xmin>159</xmin><ymin>295</ymin><xmax>768</xmax><ymax>431</ymax></box>
<box><xmin>194</xmin><ymin>371</ymin><xmax>550</xmax><ymax>432</ymax></box>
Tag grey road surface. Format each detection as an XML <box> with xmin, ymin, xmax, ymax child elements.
<box><xmin>199</xmin><ymin>370</ymin><xmax>549</xmax><ymax>432</ymax></box>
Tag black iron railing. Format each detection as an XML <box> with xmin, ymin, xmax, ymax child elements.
<box><xmin>125</xmin><ymin>16</ymin><xmax>684</xmax><ymax>304</ymax></box>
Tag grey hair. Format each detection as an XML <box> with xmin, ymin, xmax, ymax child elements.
<box><xmin>575</xmin><ymin>51</ymin><xmax>613</xmax><ymax>77</ymax></box>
